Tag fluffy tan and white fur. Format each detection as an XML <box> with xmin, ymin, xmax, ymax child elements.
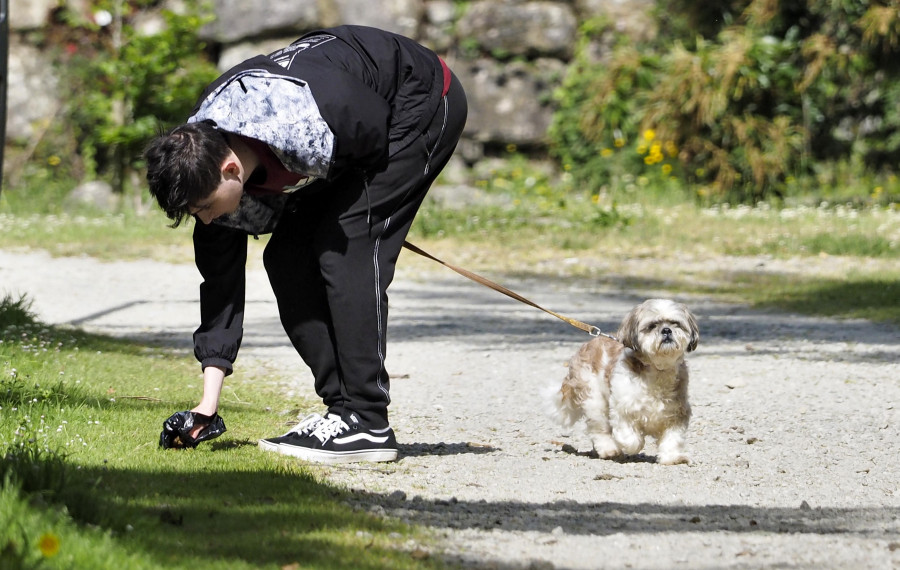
<box><xmin>549</xmin><ymin>299</ymin><xmax>699</xmax><ymax>465</ymax></box>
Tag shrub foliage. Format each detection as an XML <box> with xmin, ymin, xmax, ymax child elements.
<box><xmin>52</xmin><ymin>1</ymin><xmax>219</xmax><ymax>193</ymax></box>
<box><xmin>550</xmin><ymin>0</ymin><xmax>900</xmax><ymax>203</ymax></box>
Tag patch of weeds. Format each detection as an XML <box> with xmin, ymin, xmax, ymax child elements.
<box><xmin>797</xmin><ymin>233</ymin><xmax>897</xmax><ymax>258</ymax></box>
<box><xmin>1</xmin><ymin>434</ymin><xmax>68</xmax><ymax>499</ymax></box>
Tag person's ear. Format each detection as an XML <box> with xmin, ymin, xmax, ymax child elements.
<box><xmin>220</xmin><ymin>148</ymin><xmax>242</xmax><ymax>179</ymax></box>
<box><xmin>221</xmin><ymin>159</ymin><xmax>241</xmax><ymax>178</ymax></box>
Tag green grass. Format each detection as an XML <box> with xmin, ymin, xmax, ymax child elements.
<box><xmin>406</xmin><ymin>199</ymin><xmax>900</xmax><ymax>325</ymax></box>
<box><xmin>0</xmin><ymin>296</ymin><xmax>441</xmax><ymax>569</ymax></box>
<box><xmin>709</xmin><ymin>273</ymin><xmax>900</xmax><ymax>324</ymax></box>
<box><xmin>0</xmin><ymin>209</ymin><xmax>195</xmax><ymax>262</ymax></box>
<box><xmin>2</xmin><ymin>179</ymin><xmax>899</xmax><ymax>325</ymax></box>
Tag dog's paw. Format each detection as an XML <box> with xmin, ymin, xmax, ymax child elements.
<box><xmin>590</xmin><ymin>435</ymin><xmax>621</xmax><ymax>459</ymax></box>
<box><xmin>658</xmin><ymin>453</ymin><xmax>690</xmax><ymax>465</ymax></box>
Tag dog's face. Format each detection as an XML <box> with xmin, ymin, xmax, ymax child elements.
<box><xmin>617</xmin><ymin>299</ymin><xmax>699</xmax><ymax>369</ymax></box>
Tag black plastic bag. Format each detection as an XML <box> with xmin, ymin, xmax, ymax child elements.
<box><xmin>159</xmin><ymin>411</ymin><xmax>226</xmax><ymax>449</ymax></box>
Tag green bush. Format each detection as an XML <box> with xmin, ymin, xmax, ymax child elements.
<box><xmin>549</xmin><ymin>0</ymin><xmax>900</xmax><ymax>204</ymax></box>
<box><xmin>549</xmin><ymin>20</ymin><xmax>675</xmax><ymax>197</ymax></box>
<box><xmin>53</xmin><ymin>2</ymin><xmax>220</xmax><ymax>193</ymax></box>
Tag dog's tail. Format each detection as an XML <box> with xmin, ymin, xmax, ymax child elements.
<box><xmin>543</xmin><ymin>381</ymin><xmax>581</xmax><ymax>428</ymax></box>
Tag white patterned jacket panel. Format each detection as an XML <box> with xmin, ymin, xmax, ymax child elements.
<box><xmin>189</xmin><ymin>69</ymin><xmax>335</xmax><ymax>180</ymax></box>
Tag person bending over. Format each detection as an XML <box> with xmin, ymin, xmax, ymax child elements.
<box><xmin>145</xmin><ymin>25</ymin><xmax>467</xmax><ymax>463</ymax></box>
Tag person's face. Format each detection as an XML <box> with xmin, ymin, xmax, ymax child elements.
<box><xmin>190</xmin><ymin>179</ymin><xmax>243</xmax><ymax>224</ymax></box>
<box><xmin>189</xmin><ymin>155</ymin><xmax>244</xmax><ymax>224</ymax></box>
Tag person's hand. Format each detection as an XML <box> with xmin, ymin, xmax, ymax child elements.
<box><xmin>159</xmin><ymin>410</ymin><xmax>227</xmax><ymax>449</ymax></box>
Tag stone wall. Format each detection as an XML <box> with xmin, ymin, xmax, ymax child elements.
<box><xmin>5</xmin><ymin>0</ymin><xmax>655</xmax><ymax>162</ymax></box>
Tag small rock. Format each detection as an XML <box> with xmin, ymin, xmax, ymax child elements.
<box><xmin>66</xmin><ymin>180</ymin><xmax>119</xmax><ymax>211</ymax></box>
<box><xmin>410</xmin><ymin>547</ymin><xmax>430</xmax><ymax>560</ymax></box>
<box><xmin>594</xmin><ymin>473</ymin><xmax>623</xmax><ymax>481</ymax></box>
<box><xmin>388</xmin><ymin>490</ymin><xmax>407</xmax><ymax>502</ymax></box>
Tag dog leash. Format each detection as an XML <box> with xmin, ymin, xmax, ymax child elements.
<box><xmin>403</xmin><ymin>241</ymin><xmax>618</xmax><ymax>340</ymax></box>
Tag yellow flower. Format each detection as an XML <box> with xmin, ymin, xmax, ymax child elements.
<box><xmin>643</xmin><ymin>129</ymin><xmax>656</xmax><ymax>142</ymax></box>
<box><xmin>637</xmin><ymin>144</ymin><xmax>648</xmax><ymax>155</ymax></box>
<box><xmin>614</xmin><ymin>138</ymin><xmax>625</xmax><ymax>148</ymax></box>
<box><xmin>661</xmin><ymin>163</ymin><xmax>673</xmax><ymax>175</ymax></box>
<box><xmin>591</xmin><ymin>194</ymin><xmax>600</xmax><ymax>204</ymax></box>
<box><xmin>48</xmin><ymin>155</ymin><xmax>61</xmax><ymax>166</ymax></box>
<box><xmin>506</xmin><ymin>143</ymin><xmax>517</xmax><ymax>153</ymax></box>
<box><xmin>665</xmin><ymin>141</ymin><xmax>678</xmax><ymax>157</ymax></box>
<box><xmin>644</xmin><ymin>155</ymin><xmax>655</xmax><ymax>165</ymax></box>
<box><xmin>38</xmin><ymin>533</ymin><xmax>60</xmax><ymax>558</ymax></box>
<box><xmin>600</xmin><ymin>148</ymin><xmax>613</xmax><ymax>157</ymax></box>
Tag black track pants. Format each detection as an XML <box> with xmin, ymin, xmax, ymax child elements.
<box><xmin>263</xmin><ymin>73</ymin><xmax>467</xmax><ymax>428</ymax></box>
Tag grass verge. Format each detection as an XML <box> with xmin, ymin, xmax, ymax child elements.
<box><xmin>0</xmin><ymin>295</ymin><xmax>441</xmax><ymax>569</ymax></box>
<box><xmin>405</xmin><ymin>200</ymin><xmax>900</xmax><ymax>326</ymax></box>
<box><xmin>1</xmin><ymin>196</ymin><xmax>898</xmax><ymax>325</ymax></box>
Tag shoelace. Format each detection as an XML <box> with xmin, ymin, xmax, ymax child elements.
<box><xmin>285</xmin><ymin>413</ymin><xmax>324</xmax><ymax>436</ymax></box>
<box><xmin>310</xmin><ymin>415</ymin><xmax>349</xmax><ymax>443</ymax></box>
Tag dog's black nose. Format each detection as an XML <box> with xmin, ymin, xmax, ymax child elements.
<box><xmin>661</xmin><ymin>327</ymin><xmax>672</xmax><ymax>336</ymax></box>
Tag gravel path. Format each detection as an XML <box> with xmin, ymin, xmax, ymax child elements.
<box><xmin>2</xmin><ymin>248</ymin><xmax>899</xmax><ymax>569</ymax></box>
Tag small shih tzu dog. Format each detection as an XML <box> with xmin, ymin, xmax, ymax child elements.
<box><xmin>548</xmin><ymin>299</ymin><xmax>699</xmax><ymax>465</ymax></box>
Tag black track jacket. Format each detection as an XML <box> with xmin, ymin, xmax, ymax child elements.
<box><xmin>187</xmin><ymin>26</ymin><xmax>447</xmax><ymax>374</ymax></box>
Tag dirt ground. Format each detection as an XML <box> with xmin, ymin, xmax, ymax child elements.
<box><xmin>2</xmin><ymin>247</ymin><xmax>899</xmax><ymax>569</ymax></box>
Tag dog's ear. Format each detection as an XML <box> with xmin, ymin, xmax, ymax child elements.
<box><xmin>684</xmin><ymin>307</ymin><xmax>700</xmax><ymax>352</ymax></box>
<box><xmin>617</xmin><ymin>307</ymin><xmax>641</xmax><ymax>351</ymax></box>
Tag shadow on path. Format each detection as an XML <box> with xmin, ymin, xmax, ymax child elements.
<box><xmin>58</xmin><ymin>275</ymin><xmax>900</xmax><ymax>366</ymax></box>
<box><xmin>353</xmin><ymin>489</ymin><xmax>900</xmax><ymax>538</ymax></box>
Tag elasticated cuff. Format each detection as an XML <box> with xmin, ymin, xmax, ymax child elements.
<box><xmin>201</xmin><ymin>358</ymin><xmax>234</xmax><ymax>376</ymax></box>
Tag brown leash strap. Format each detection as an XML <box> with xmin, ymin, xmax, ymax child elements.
<box><xmin>403</xmin><ymin>241</ymin><xmax>610</xmax><ymax>338</ymax></box>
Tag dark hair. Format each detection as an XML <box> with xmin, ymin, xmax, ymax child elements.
<box><xmin>144</xmin><ymin>121</ymin><xmax>231</xmax><ymax>227</ymax></box>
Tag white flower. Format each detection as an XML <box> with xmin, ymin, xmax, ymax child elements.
<box><xmin>94</xmin><ymin>10</ymin><xmax>113</xmax><ymax>26</ymax></box>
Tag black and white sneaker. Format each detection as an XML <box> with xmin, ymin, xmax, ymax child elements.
<box><xmin>258</xmin><ymin>412</ymin><xmax>329</xmax><ymax>452</ymax></box>
<box><xmin>260</xmin><ymin>413</ymin><xmax>398</xmax><ymax>464</ymax></box>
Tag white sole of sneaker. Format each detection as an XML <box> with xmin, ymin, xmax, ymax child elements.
<box><xmin>265</xmin><ymin>443</ymin><xmax>398</xmax><ymax>464</ymax></box>
<box><xmin>257</xmin><ymin>439</ymin><xmax>280</xmax><ymax>452</ymax></box>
